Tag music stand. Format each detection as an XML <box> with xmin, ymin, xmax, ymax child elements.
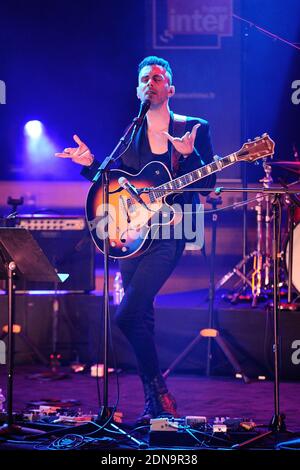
<box><xmin>0</xmin><ymin>228</ymin><xmax>64</xmax><ymax>433</ymax></box>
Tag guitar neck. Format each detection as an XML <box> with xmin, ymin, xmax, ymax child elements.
<box><xmin>151</xmin><ymin>152</ymin><xmax>238</xmax><ymax>200</ymax></box>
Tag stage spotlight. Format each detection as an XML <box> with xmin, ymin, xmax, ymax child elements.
<box><xmin>24</xmin><ymin>120</ymin><xmax>43</xmax><ymax>139</ymax></box>
<box><xmin>23</xmin><ymin>119</ymin><xmax>56</xmax><ymax>169</ymax></box>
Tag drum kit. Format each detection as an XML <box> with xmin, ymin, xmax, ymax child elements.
<box><xmin>217</xmin><ymin>159</ymin><xmax>300</xmax><ymax>308</ymax></box>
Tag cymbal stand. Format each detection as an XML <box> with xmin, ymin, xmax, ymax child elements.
<box><xmin>251</xmin><ymin>158</ymin><xmax>273</xmax><ymax>306</ymax></box>
<box><xmin>217</xmin><ymin>160</ymin><xmax>273</xmax><ymax>305</ymax></box>
<box><xmin>261</xmin><ymin>159</ymin><xmax>273</xmax><ymax>288</ymax></box>
<box><xmin>251</xmin><ymin>192</ymin><xmax>263</xmax><ymax>307</ymax></box>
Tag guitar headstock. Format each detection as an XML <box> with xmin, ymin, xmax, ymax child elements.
<box><xmin>237</xmin><ymin>134</ymin><xmax>275</xmax><ymax>162</ymax></box>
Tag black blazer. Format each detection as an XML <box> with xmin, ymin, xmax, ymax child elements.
<box><xmin>81</xmin><ymin>111</ymin><xmax>216</xmax><ymax>191</ymax></box>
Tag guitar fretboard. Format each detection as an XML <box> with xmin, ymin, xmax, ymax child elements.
<box><xmin>149</xmin><ymin>152</ymin><xmax>238</xmax><ymax>201</ymax></box>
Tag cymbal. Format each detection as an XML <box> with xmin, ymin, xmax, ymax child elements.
<box><xmin>269</xmin><ymin>161</ymin><xmax>300</xmax><ymax>175</ymax></box>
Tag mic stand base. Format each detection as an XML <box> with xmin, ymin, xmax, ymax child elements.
<box><xmin>95</xmin><ymin>406</ymin><xmax>147</xmax><ymax>449</ymax></box>
<box><xmin>231</xmin><ymin>413</ymin><xmax>294</xmax><ymax>449</ymax></box>
<box><xmin>269</xmin><ymin>413</ymin><xmax>286</xmax><ymax>432</ymax></box>
<box><xmin>96</xmin><ymin>405</ymin><xmax>116</xmax><ymax>424</ymax></box>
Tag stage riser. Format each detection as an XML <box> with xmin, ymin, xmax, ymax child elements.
<box><xmin>0</xmin><ymin>294</ymin><xmax>299</xmax><ymax>380</ymax></box>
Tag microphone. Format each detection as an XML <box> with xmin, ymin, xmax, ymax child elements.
<box><xmin>132</xmin><ymin>99</ymin><xmax>151</xmax><ymax>139</ymax></box>
<box><xmin>118</xmin><ymin>177</ymin><xmax>146</xmax><ymax>207</ymax></box>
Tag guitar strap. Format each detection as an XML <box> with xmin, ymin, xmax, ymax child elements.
<box><xmin>171</xmin><ymin>113</ymin><xmax>187</xmax><ymax>177</ymax></box>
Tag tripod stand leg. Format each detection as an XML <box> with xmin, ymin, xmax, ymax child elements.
<box><xmin>19</xmin><ymin>332</ymin><xmax>48</xmax><ymax>365</ymax></box>
<box><xmin>1</xmin><ymin>330</ymin><xmax>49</xmax><ymax>365</ymax></box>
<box><xmin>163</xmin><ymin>328</ymin><xmax>250</xmax><ymax>383</ymax></box>
<box><xmin>231</xmin><ymin>414</ymin><xmax>289</xmax><ymax>449</ymax></box>
<box><xmin>215</xmin><ymin>335</ymin><xmax>250</xmax><ymax>383</ymax></box>
<box><xmin>231</xmin><ymin>429</ymin><xmax>273</xmax><ymax>449</ymax></box>
<box><xmin>163</xmin><ymin>332</ymin><xmax>202</xmax><ymax>379</ymax></box>
<box><xmin>215</xmin><ymin>252</ymin><xmax>255</xmax><ymax>291</ymax></box>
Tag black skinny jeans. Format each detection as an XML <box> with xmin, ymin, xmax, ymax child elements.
<box><xmin>115</xmin><ymin>238</ymin><xmax>185</xmax><ymax>380</ymax></box>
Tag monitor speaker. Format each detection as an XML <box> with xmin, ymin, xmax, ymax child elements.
<box><xmin>12</xmin><ymin>217</ymin><xmax>95</xmax><ymax>292</ymax></box>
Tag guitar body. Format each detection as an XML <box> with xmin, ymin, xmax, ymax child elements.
<box><xmin>86</xmin><ymin>161</ymin><xmax>179</xmax><ymax>258</ymax></box>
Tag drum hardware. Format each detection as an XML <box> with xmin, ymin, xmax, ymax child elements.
<box><xmin>214</xmin><ymin>186</ymin><xmax>300</xmax><ymax>446</ymax></box>
<box><xmin>218</xmin><ymin>160</ymin><xmax>300</xmax><ymax>307</ymax></box>
<box><xmin>251</xmin><ymin>159</ymin><xmax>273</xmax><ymax>306</ymax></box>
<box><xmin>217</xmin><ymin>158</ymin><xmax>274</xmax><ymax>306</ymax></box>
<box><xmin>261</xmin><ymin>159</ymin><xmax>273</xmax><ymax>288</ymax></box>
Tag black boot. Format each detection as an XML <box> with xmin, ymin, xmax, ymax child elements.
<box><xmin>135</xmin><ymin>376</ymin><xmax>156</xmax><ymax>426</ymax></box>
<box><xmin>151</xmin><ymin>374</ymin><xmax>178</xmax><ymax>419</ymax></box>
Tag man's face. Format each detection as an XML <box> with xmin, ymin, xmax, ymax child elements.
<box><xmin>137</xmin><ymin>64</ymin><xmax>174</xmax><ymax>107</ymax></box>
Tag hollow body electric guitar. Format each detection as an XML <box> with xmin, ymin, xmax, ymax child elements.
<box><xmin>86</xmin><ymin>134</ymin><xmax>275</xmax><ymax>259</ymax></box>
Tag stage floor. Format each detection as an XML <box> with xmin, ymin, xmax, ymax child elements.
<box><xmin>0</xmin><ymin>366</ymin><xmax>300</xmax><ymax>453</ymax></box>
<box><xmin>1</xmin><ymin>365</ymin><xmax>300</xmax><ymax>426</ymax></box>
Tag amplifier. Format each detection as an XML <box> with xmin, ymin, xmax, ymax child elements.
<box><xmin>11</xmin><ymin>216</ymin><xmax>95</xmax><ymax>292</ymax></box>
<box><xmin>17</xmin><ymin>216</ymin><xmax>85</xmax><ymax>231</ymax></box>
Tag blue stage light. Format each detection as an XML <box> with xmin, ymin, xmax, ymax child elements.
<box><xmin>24</xmin><ymin>120</ymin><xmax>43</xmax><ymax>139</ymax></box>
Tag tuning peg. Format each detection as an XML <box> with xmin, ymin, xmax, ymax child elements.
<box><xmin>247</xmin><ymin>138</ymin><xmax>251</xmax><ymax>142</ymax></box>
<box><xmin>254</xmin><ymin>136</ymin><xmax>260</xmax><ymax>140</ymax></box>
<box><xmin>262</xmin><ymin>133</ymin><xmax>267</xmax><ymax>137</ymax></box>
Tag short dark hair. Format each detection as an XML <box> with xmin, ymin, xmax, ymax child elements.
<box><xmin>138</xmin><ymin>56</ymin><xmax>173</xmax><ymax>83</ymax></box>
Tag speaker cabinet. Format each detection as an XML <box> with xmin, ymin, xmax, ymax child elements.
<box><xmin>0</xmin><ymin>293</ymin><xmax>102</xmax><ymax>364</ymax></box>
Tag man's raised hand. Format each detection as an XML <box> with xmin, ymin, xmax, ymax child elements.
<box><xmin>55</xmin><ymin>134</ymin><xmax>94</xmax><ymax>166</ymax></box>
<box><xmin>163</xmin><ymin>123</ymin><xmax>201</xmax><ymax>157</ymax></box>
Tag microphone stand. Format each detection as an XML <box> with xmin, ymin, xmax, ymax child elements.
<box><xmin>91</xmin><ymin>109</ymin><xmax>148</xmax><ymax>448</ymax></box>
<box><xmin>94</xmin><ymin>120</ymin><xmax>137</xmax><ymax>422</ymax></box>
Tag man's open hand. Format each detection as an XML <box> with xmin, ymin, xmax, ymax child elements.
<box><xmin>163</xmin><ymin>123</ymin><xmax>201</xmax><ymax>157</ymax></box>
<box><xmin>55</xmin><ymin>134</ymin><xmax>94</xmax><ymax>166</ymax></box>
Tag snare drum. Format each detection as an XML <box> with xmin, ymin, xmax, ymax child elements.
<box><xmin>285</xmin><ymin>221</ymin><xmax>300</xmax><ymax>294</ymax></box>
